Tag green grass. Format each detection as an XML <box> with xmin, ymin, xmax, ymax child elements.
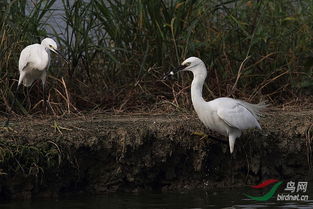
<box><xmin>1</xmin><ymin>0</ymin><xmax>313</xmax><ymax>115</ymax></box>
<box><xmin>0</xmin><ymin>138</ymin><xmax>62</xmax><ymax>178</ymax></box>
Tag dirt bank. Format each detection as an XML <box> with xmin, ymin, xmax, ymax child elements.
<box><xmin>0</xmin><ymin>110</ymin><xmax>312</xmax><ymax>200</ymax></box>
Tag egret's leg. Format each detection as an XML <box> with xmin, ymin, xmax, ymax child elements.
<box><xmin>42</xmin><ymin>84</ymin><xmax>47</xmax><ymax>114</ymax></box>
<box><xmin>192</xmin><ymin>131</ymin><xmax>228</xmax><ymax>144</ymax></box>
<box><xmin>230</xmin><ymin>154</ymin><xmax>234</xmax><ymax>184</ymax></box>
<box><xmin>40</xmin><ymin>72</ymin><xmax>47</xmax><ymax>114</ymax></box>
<box><xmin>228</xmin><ymin>135</ymin><xmax>236</xmax><ymax>184</ymax></box>
<box><xmin>192</xmin><ymin>131</ymin><xmax>208</xmax><ymax>139</ymax></box>
<box><xmin>208</xmin><ymin>134</ymin><xmax>228</xmax><ymax>144</ymax></box>
<box><xmin>5</xmin><ymin>85</ymin><xmax>20</xmax><ymax>126</ymax></box>
<box><xmin>26</xmin><ymin>87</ymin><xmax>31</xmax><ymax>110</ymax></box>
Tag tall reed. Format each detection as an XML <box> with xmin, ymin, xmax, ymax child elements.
<box><xmin>1</xmin><ymin>0</ymin><xmax>312</xmax><ymax>115</ymax></box>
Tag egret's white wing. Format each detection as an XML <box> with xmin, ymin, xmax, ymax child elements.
<box><xmin>217</xmin><ymin>103</ymin><xmax>261</xmax><ymax>130</ymax></box>
<box><xmin>18</xmin><ymin>46</ymin><xmax>32</xmax><ymax>72</ymax></box>
<box><xmin>18</xmin><ymin>44</ymin><xmax>43</xmax><ymax>72</ymax></box>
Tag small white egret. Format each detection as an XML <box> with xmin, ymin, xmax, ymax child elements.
<box><xmin>6</xmin><ymin>38</ymin><xmax>68</xmax><ymax>125</ymax></box>
<box><xmin>18</xmin><ymin>38</ymin><xmax>67</xmax><ymax>87</ymax></box>
<box><xmin>166</xmin><ymin>57</ymin><xmax>267</xmax><ymax>154</ymax></box>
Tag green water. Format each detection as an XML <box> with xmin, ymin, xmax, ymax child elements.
<box><xmin>1</xmin><ymin>189</ymin><xmax>313</xmax><ymax>209</ymax></box>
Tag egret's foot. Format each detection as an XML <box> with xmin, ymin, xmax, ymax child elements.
<box><xmin>51</xmin><ymin>121</ymin><xmax>72</xmax><ymax>135</ymax></box>
<box><xmin>192</xmin><ymin>131</ymin><xmax>208</xmax><ymax>140</ymax></box>
<box><xmin>210</xmin><ymin>136</ymin><xmax>228</xmax><ymax>144</ymax></box>
<box><xmin>192</xmin><ymin>131</ymin><xmax>228</xmax><ymax>144</ymax></box>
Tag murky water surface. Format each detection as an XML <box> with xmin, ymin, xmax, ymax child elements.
<box><xmin>1</xmin><ymin>188</ymin><xmax>313</xmax><ymax>209</ymax></box>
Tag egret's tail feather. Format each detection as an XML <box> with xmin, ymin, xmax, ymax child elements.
<box><xmin>239</xmin><ymin>100</ymin><xmax>269</xmax><ymax>119</ymax></box>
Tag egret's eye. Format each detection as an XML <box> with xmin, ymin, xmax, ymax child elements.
<box><xmin>49</xmin><ymin>44</ymin><xmax>53</xmax><ymax>48</ymax></box>
<box><xmin>185</xmin><ymin>62</ymin><xmax>191</xmax><ymax>67</ymax></box>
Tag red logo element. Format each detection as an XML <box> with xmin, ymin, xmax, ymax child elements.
<box><xmin>250</xmin><ymin>179</ymin><xmax>279</xmax><ymax>189</ymax></box>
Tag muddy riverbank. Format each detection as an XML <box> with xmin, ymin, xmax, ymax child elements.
<box><xmin>0</xmin><ymin>110</ymin><xmax>312</xmax><ymax>200</ymax></box>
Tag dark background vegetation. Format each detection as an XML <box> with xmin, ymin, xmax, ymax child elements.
<box><xmin>1</xmin><ymin>0</ymin><xmax>312</xmax><ymax>115</ymax></box>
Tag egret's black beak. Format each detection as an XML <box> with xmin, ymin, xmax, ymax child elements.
<box><xmin>52</xmin><ymin>49</ymin><xmax>69</xmax><ymax>63</ymax></box>
<box><xmin>162</xmin><ymin>64</ymin><xmax>187</xmax><ymax>80</ymax></box>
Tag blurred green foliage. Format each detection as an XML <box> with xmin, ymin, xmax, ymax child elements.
<box><xmin>1</xmin><ymin>0</ymin><xmax>313</xmax><ymax>114</ymax></box>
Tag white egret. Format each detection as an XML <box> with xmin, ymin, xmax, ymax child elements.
<box><xmin>166</xmin><ymin>57</ymin><xmax>267</xmax><ymax>154</ymax></box>
<box><xmin>6</xmin><ymin>38</ymin><xmax>68</xmax><ymax>125</ymax></box>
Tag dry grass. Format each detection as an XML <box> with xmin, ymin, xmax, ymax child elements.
<box><xmin>0</xmin><ymin>0</ymin><xmax>312</xmax><ymax>116</ymax></box>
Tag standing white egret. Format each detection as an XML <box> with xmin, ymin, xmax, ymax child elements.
<box><xmin>6</xmin><ymin>38</ymin><xmax>68</xmax><ymax>125</ymax></box>
<box><xmin>165</xmin><ymin>57</ymin><xmax>267</xmax><ymax>154</ymax></box>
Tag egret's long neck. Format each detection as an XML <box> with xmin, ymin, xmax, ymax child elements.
<box><xmin>44</xmin><ymin>46</ymin><xmax>51</xmax><ymax>54</ymax></box>
<box><xmin>191</xmin><ymin>64</ymin><xmax>207</xmax><ymax>107</ymax></box>
<box><xmin>40</xmin><ymin>42</ymin><xmax>51</xmax><ymax>55</ymax></box>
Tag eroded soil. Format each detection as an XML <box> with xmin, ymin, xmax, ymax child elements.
<box><xmin>0</xmin><ymin>110</ymin><xmax>312</xmax><ymax>199</ymax></box>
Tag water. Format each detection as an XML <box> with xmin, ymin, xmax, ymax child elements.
<box><xmin>1</xmin><ymin>189</ymin><xmax>313</xmax><ymax>209</ymax></box>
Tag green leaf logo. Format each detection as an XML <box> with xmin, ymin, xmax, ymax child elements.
<box><xmin>244</xmin><ymin>179</ymin><xmax>283</xmax><ymax>201</ymax></box>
